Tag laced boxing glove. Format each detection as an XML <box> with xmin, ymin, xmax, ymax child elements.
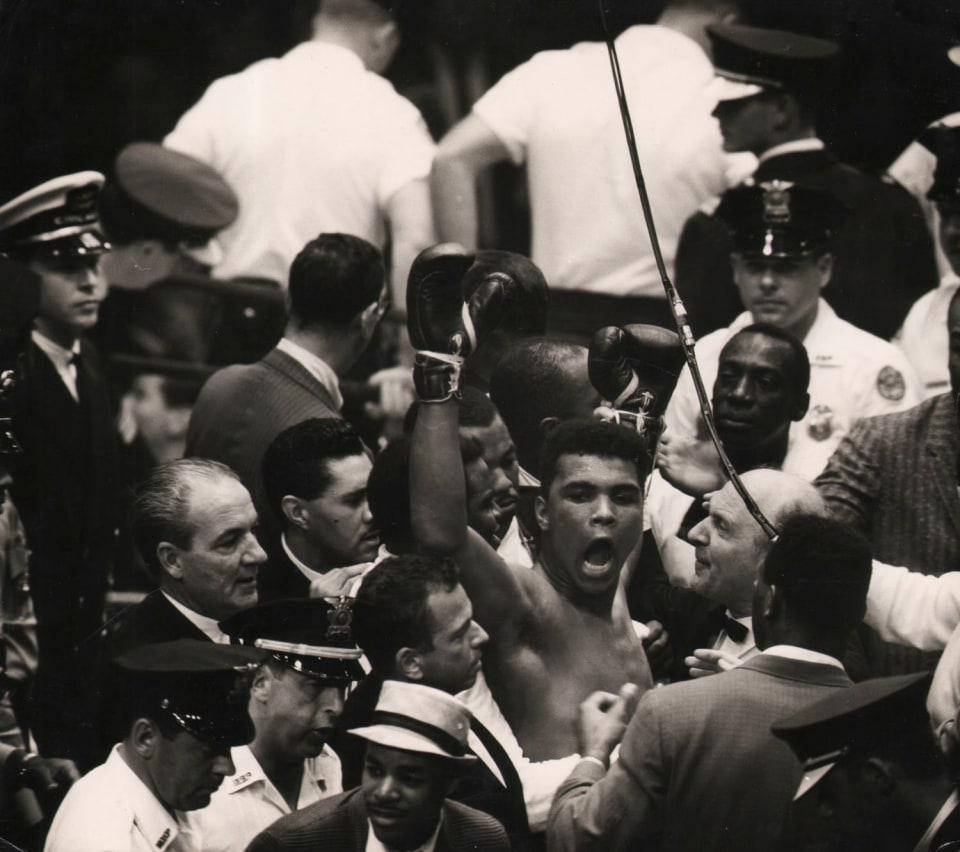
<box><xmin>406</xmin><ymin>244</ymin><xmax>507</xmax><ymax>402</ymax></box>
<box><xmin>589</xmin><ymin>324</ymin><xmax>685</xmax><ymax>441</ymax></box>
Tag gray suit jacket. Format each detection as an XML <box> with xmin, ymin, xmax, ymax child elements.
<box><xmin>547</xmin><ymin>653</ymin><xmax>852</xmax><ymax>852</ymax></box>
<box><xmin>185</xmin><ymin>346</ymin><xmax>339</xmax><ymax>550</ymax></box>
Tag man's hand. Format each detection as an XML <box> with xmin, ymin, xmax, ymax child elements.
<box><xmin>684</xmin><ymin>648</ymin><xmax>743</xmax><ymax>679</ymax></box>
<box><xmin>641</xmin><ymin>621</ymin><xmax>673</xmax><ymax>682</ymax></box>
<box><xmin>656</xmin><ymin>431</ymin><xmax>725</xmax><ymax>497</ymax></box>
<box><xmin>576</xmin><ymin>683</ymin><xmax>641</xmax><ymax>766</ymax></box>
<box><xmin>20</xmin><ymin>756</ymin><xmax>80</xmax><ymax>795</ymax></box>
<box><xmin>309</xmin><ymin>565</ymin><xmax>370</xmax><ymax>599</ymax></box>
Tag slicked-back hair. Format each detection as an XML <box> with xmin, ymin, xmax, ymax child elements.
<box><xmin>261</xmin><ymin>418</ymin><xmax>366</xmax><ymax>524</ymax></box>
<box><xmin>539</xmin><ymin>419</ymin><xmax>650</xmax><ymax>496</ymax></box>
<box><xmin>353</xmin><ymin>554</ymin><xmax>460</xmax><ymax>674</ymax></box>
<box><xmin>489</xmin><ymin>339</ymin><xmax>587</xmax><ymax>450</ymax></box>
<box><xmin>288</xmin><ymin>233</ymin><xmax>384</xmax><ymax>328</ymax></box>
<box><xmin>762</xmin><ymin>514</ymin><xmax>872</xmax><ymax>636</ymax></box>
<box><xmin>131</xmin><ymin>458</ymin><xmax>241</xmax><ymax>580</ymax></box>
<box><xmin>724</xmin><ymin>323</ymin><xmax>811</xmax><ymax>395</ymax></box>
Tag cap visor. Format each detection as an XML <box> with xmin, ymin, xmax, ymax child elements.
<box><xmin>710</xmin><ymin>76</ymin><xmax>765</xmax><ymax>103</ymax></box>
<box><xmin>349</xmin><ymin>724</ymin><xmax>476</xmax><ymax>763</ymax></box>
<box><xmin>793</xmin><ymin>762</ymin><xmax>835</xmax><ymax>800</ymax></box>
<box><xmin>182</xmin><ymin>237</ymin><xmax>223</xmax><ymax>268</ymax></box>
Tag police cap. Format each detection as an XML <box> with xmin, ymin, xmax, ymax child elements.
<box><xmin>715</xmin><ymin>181</ymin><xmax>847</xmax><ymax>258</ymax></box>
<box><xmin>771</xmin><ymin>671</ymin><xmax>932</xmax><ymax>800</ymax></box>
<box><xmin>0</xmin><ymin>172</ymin><xmax>109</xmax><ymax>258</ymax></box>
<box><xmin>707</xmin><ymin>24</ymin><xmax>839</xmax><ymax>103</ymax></box>
<box><xmin>112</xmin><ymin>639</ymin><xmax>263</xmax><ymax>750</ymax></box>
<box><xmin>99</xmin><ymin>142</ymin><xmax>238</xmax><ymax>251</ymax></box>
<box><xmin>220</xmin><ymin>597</ymin><xmax>365</xmax><ymax>683</ymax></box>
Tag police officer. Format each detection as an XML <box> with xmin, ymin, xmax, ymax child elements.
<box><xmin>665</xmin><ymin>181</ymin><xmax>921</xmax><ymax>480</ymax></box>
<box><xmin>0</xmin><ymin>172</ymin><xmax>121</xmax><ymax>761</ymax></box>
<box><xmin>675</xmin><ymin>24</ymin><xmax>937</xmax><ymax>340</ymax></box>
<box><xmin>96</xmin><ymin>142</ymin><xmax>285</xmax><ymax>368</ymax></box>
<box><xmin>773</xmin><ymin>672</ymin><xmax>959</xmax><ymax>852</ymax></box>
<box><xmin>45</xmin><ymin>640</ymin><xmax>262</xmax><ymax>852</ymax></box>
<box><xmin>182</xmin><ymin>597</ymin><xmax>364</xmax><ymax>852</ymax></box>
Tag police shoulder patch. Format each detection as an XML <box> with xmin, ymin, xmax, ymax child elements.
<box><xmin>876</xmin><ymin>366</ymin><xmax>906</xmax><ymax>401</ymax></box>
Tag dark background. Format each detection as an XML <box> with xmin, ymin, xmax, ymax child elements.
<box><xmin>0</xmin><ymin>0</ymin><xmax>959</xmax><ymax>211</ymax></box>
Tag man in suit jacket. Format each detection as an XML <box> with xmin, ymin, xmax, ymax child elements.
<box><xmin>548</xmin><ymin>507</ymin><xmax>873</xmax><ymax>852</ymax></box>
<box><xmin>186</xmin><ymin>232</ymin><xmax>388</xmax><ymax>553</ymax></box>
<box><xmin>0</xmin><ymin>172</ymin><xmax>121</xmax><ymax>760</ymax></box>
<box><xmin>817</xmin><ymin>285</ymin><xmax>960</xmax><ymax>677</ymax></box>
<box><xmin>247</xmin><ymin>680</ymin><xmax>509</xmax><ymax>852</ymax></box>
<box><xmin>259</xmin><ymin>418</ymin><xmax>378</xmax><ymax>601</ymax></box>
<box><xmin>674</xmin><ymin>24</ymin><xmax>936</xmax><ymax>340</ymax></box>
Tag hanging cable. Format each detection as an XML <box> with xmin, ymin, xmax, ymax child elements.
<box><xmin>597</xmin><ymin>1</ymin><xmax>778</xmax><ymax>540</ymax></box>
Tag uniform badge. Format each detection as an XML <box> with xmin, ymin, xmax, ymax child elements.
<box><xmin>876</xmin><ymin>366</ymin><xmax>906</xmax><ymax>401</ymax></box>
<box><xmin>760</xmin><ymin>181</ymin><xmax>794</xmax><ymax>225</ymax></box>
<box><xmin>325</xmin><ymin>596</ymin><xmax>354</xmax><ymax>640</ymax></box>
<box><xmin>807</xmin><ymin>404</ymin><xmax>834</xmax><ymax>442</ymax></box>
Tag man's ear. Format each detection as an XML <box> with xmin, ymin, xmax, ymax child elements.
<box><xmin>395</xmin><ymin>647</ymin><xmax>424</xmax><ymax>682</ymax></box>
<box><xmin>534</xmin><ymin>495</ymin><xmax>549</xmax><ymax>532</ymax></box>
<box><xmin>251</xmin><ymin>664</ymin><xmax>274</xmax><ymax>703</ymax></box>
<box><xmin>281</xmin><ymin>495</ymin><xmax>307</xmax><ymax>529</ymax></box>
<box><xmin>761</xmin><ymin>582</ymin><xmax>780</xmax><ymax>621</ymax></box>
<box><xmin>157</xmin><ymin>541</ymin><xmax>183</xmax><ymax>580</ymax></box>
<box><xmin>815</xmin><ymin>253</ymin><xmax>834</xmax><ymax>291</ymax></box>
<box><xmin>130</xmin><ymin>718</ymin><xmax>159</xmax><ymax>759</ymax></box>
<box><xmin>372</xmin><ymin>21</ymin><xmax>400</xmax><ymax>66</ymax></box>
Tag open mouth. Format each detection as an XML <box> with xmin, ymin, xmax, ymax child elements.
<box><xmin>582</xmin><ymin>539</ymin><xmax>615</xmax><ymax>577</ymax></box>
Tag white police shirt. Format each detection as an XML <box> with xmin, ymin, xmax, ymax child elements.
<box><xmin>664</xmin><ymin>299</ymin><xmax>921</xmax><ymax>481</ymax></box>
<box><xmin>182</xmin><ymin>743</ymin><xmax>342</xmax><ymax>852</ymax></box>
<box><xmin>45</xmin><ymin>746</ymin><xmax>186</xmax><ymax>852</ymax></box>
<box><xmin>895</xmin><ymin>277</ymin><xmax>959</xmax><ymax>400</ymax></box>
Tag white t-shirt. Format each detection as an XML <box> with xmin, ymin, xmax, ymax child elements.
<box><xmin>165</xmin><ymin>41</ymin><xmax>436</xmax><ymax>284</ymax></box>
<box><xmin>473</xmin><ymin>25</ymin><xmax>755</xmax><ymax>298</ymax></box>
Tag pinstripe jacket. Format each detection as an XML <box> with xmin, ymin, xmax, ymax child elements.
<box><xmin>185</xmin><ymin>346</ymin><xmax>340</xmax><ymax>560</ymax></box>
<box><xmin>245</xmin><ymin>787</ymin><xmax>510</xmax><ymax>852</ymax></box>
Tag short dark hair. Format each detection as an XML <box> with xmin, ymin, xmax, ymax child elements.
<box><xmin>403</xmin><ymin>385</ymin><xmax>499</xmax><ymax>434</ymax></box>
<box><xmin>724</xmin><ymin>323</ymin><xmax>810</xmax><ymax>395</ymax></box>
<box><xmin>261</xmin><ymin>418</ymin><xmax>366</xmax><ymax>525</ymax></box>
<box><xmin>288</xmin><ymin>233</ymin><xmax>384</xmax><ymax>328</ymax></box>
<box><xmin>489</xmin><ymin>339</ymin><xmax>587</xmax><ymax>451</ymax></box>
<box><xmin>539</xmin><ymin>419</ymin><xmax>650</xmax><ymax>495</ymax></box>
<box><xmin>462</xmin><ymin>251</ymin><xmax>548</xmax><ymax>336</ymax></box>
<box><xmin>762</xmin><ymin>514</ymin><xmax>872</xmax><ymax>636</ymax></box>
<box><xmin>131</xmin><ymin>458</ymin><xmax>240</xmax><ymax>579</ymax></box>
<box><xmin>353</xmin><ymin>555</ymin><xmax>460</xmax><ymax>674</ymax></box>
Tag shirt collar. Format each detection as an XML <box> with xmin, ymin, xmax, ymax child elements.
<box><xmin>276</xmin><ymin>337</ymin><xmax>343</xmax><ymax>410</ymax></box>
<box><xmin>737</xmin><ymin>297</ymin><xmax>830</xmax><ymax>348</ymax></box>
<box><xmin>365</xmin><ymin>815</ymin><xmax>442</xmax><ymax>852</ymax></box>
<box><xmin>281</xmin><ymin>533</ymin><xmax>375</xmax><ymax>597</ymax></box>
<box><xmin>758</xmin><ymin>138</ymin><xmax>825</xmax><ymax>164</ymax></box>
<box><xmin>281</xmin><ymin>533</ymin><xmax>326</xmax><ymax>583</ymax></box>
<box><xmin>288</xmin><ymin>40</ymin><xmax>366</xmax><ymax>75</ymax></box>
<box><xmin>518</xmin><ymin>465</ymin><xmax>540</xmax><ymax>489</ymax></box>
<box><xmin>111</xmin><ymin>745</ymin><xmax>183</xmax><ymax>851</ymax></box>
<box><xmin>761</xmin><ymin>644</ymin><xmax>845</xmax><ymax>670</ymax></box>
<box><xmin>161</xmin><ymin>591</ymin><xmax>229</xmax><ymax>644</ymax></box>
<box><xmin>32</xmin><ymin>330</ymin><xmax>79</xmax><ymax>370</ymax></box>
<box><xmin>225</xmin><ymin>744</ymin><xmax>335</xmax><ymax>797</ymax></box>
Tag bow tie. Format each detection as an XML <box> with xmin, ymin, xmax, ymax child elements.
<box><xmin>718</xmin><ymin>613</ymin><xmax>749</xmax><ymax>643</ymax></box>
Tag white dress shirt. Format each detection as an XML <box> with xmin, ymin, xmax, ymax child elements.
<box><xmin>32</xmin><ymin>330</ymin><xmax>80</xmax><ymax>402</ymax></box>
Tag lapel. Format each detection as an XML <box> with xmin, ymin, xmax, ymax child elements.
<box><xmin>29</xmin><ymin>341</ymin><xmax>79</xmax><ymax>413</ymax></box>
<box><xmin>925</xmin><ymin>395</ymin><xmax>960</xmax><ymax>540</ymax></box>
<box><xmin>348</xmin><ymin>790</ymin><xmax>370</xmax><ymax>852</ymax></box>
<box><xmin>262</xmin><ymin>347</ymin><xmax>337</xmax><ymax>410</ymax></box>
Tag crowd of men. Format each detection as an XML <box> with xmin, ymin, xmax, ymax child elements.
<box><xmin>2</xmin><ymin>0</ymin><xmax>960</xmax><ymax>849</ymax></box>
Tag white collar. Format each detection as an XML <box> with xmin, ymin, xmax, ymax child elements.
<box><xmin>734</xmin><ymin>297</ymin><xmax>833</xmax><ymax>350</ymax></box>
<box><xmin>110</xmin><ymin>745</ymin><xmax>183</xmax><ymax>851</ymax></box>
<box><xmin>518</xmin><ymin>465</ymin><xmax>540</xmax><ymax>489</ymax></box>
<box><xmin>281</xmin><ymin>533</ymin><xmax>376</xmax><ymax>597</ymax></box>
<box><xmin>160</xmin><ymin>591</ymin><xmax>229</xmax><ymax>644</ymax></box>
<box><xmin>758</xmin><ymin>138</ymin><xmax>826</xmax><ymax>164</ymax></box>
<box><xmin>365</xmin><ymin>815</ymin><xmax>442</xmax><ymax>852</ymax></box>
<box><xmin>761</xmin><ymin>644</ymin><xmax>845</xmax><ymax>670</ymax></box>
<box><xmin>32</xmin><ymin>329</ymin><xmax>80</xmax><ymax>368</ymax></box>
<box><xmin>276</xmin><ymin>337</ymin><xmax>343</xmax><ymax>410</ymax></box>
<box><xmin>288</xmin><ymin>40</ymin><xmax>366</xmax><ymax>74</ymax></box>
<box><xmin>225</xmin><ymin>743</ymin><xmax>334</xmax><ymax>797</ymax></box>
<box><xmin>281</xmin><ymin>533</ymin><xmax>326</xmax><ymax>583</ymax></box>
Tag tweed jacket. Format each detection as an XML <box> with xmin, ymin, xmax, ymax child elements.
<box><xmin>245</xmin><ymin>786</ymin><xmax>510</xmax><ymax>852</ymax></box>
<box><xmin>816</xmin><ymin>393</ymin><xmax>960</xmax><ymax>575</ymax></box>
<box><xmin>548</xmin><ymin>653</ymin><xmax>852</xmax><ymax>852</ymax></box>
<box><xmin>185</xmin><ymin>346</ymin><xmax>340</xmax><ymax>558</ymax></box>
<box><xmin>674</xmin><ymin>147</ymin><xmax>937</xmax><ymax>339</ymax></box>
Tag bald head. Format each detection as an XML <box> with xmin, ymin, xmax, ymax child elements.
<box><xmin>688</xmin><ymin>469</ymin><xmax>824</xmax><ymax>614</ymax></box>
